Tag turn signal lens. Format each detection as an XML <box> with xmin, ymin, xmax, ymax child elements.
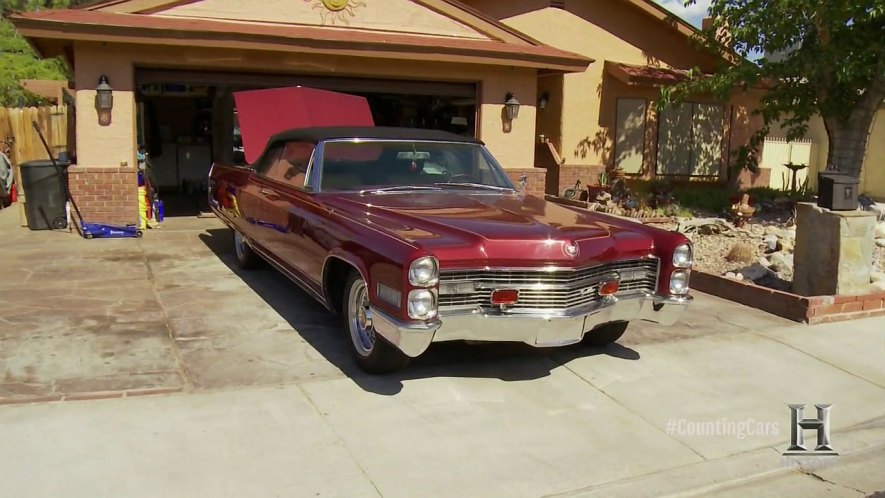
<box><xmin>490</xmin><ymin>289</ymin><xmax>519</xmax><ymax>305</ymax></box>
<box><xmin>599</xmin><ymin>280</ymin><xmax>620</xmax><ymax>296</ymax></box>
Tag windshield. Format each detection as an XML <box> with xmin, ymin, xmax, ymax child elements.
<box><xmin>318</xmin><ymin>140</ymin><xmax>515</xmax><ymax>192</ymax></box>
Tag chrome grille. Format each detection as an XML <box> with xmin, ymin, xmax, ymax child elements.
<box><xmin>438</xmin><ymin>258</ymin><xmax>659</xmax><ymax>313</ymax></box>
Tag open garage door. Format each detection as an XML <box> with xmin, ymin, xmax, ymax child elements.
<box><xmin>134</xmin><ymin>68</ymin><xmax>477</xmax><ymax>216</ymax></box>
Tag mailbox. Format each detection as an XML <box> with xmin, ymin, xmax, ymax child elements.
<box><xmin>817</xmin><ymin>172</ymin><xmax>859</xmax><ymax>211</ymax></box>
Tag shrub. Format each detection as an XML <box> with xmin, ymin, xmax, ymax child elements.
<box><xmin>672</xmin><ymin>186</ymin><xmax>733</xmax><ymax>214</ymax></box>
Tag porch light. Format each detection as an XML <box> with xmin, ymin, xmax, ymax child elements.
<box><xmin>95</xmin><ymin>75</ymin><xmax>113</xmax><ymax>111</ymax></box>
<box><xmin>504</xmin><ymin>92</ymin><xmax>520</xmax><ymax>120</ymax></box>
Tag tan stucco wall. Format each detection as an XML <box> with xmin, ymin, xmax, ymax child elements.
<box><xmin>773</xmin><ymin>110</ymin><xmax>885</xmax><ymax>199</ymax></box>
<box><xmin>71</xmin><ymin>42</ymin><xmax>538</xmax><ymax>170</ymax></box>
<box><xmin>461</xmin><ymin>0</ymin><xmax>760</xmax><ymax>174</ymax></box>
<box><xmin>160</xmin><ymin>0</ymin><xmax>487</xmax><ymax>39</ymax></box>
<box><xmin>74</xmin><ymin>43</ymin><xmax>137</xmax><ymax>169</ymax></box>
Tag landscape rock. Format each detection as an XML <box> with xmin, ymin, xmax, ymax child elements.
<box><xmin>871</xmin><ymin>271</ymin><xmax>885</xmax><ymax>283</ymax></box>
<box><xmin>876</xmin><ymin>238</ymin><xmax>885</xmax><ymax>249</ymax></box>
<box><xmin>726</xmin><ymin>241</ymin><xmax>757</xmax><ymax>263</ymax></box>
<box><xmin>770</xmin><ymin>252</ymin><xmax>795</xmax><ymax>278</ymax></box>
<box><xmin>763</xmin><ymin>226</ymin><xmax>780</xmax><ymax>236</ymax></box>
<box><xmin>779</xmin><ymin>239</ymin><xmax>794</xmax><ymax>253</ymax></box>
<box><xmin>762</xmin><ymin>234</ymin><xmax>778</xmax><ymax>252</ymax></box>
<box><xmin>876</xmin><ymin>222</ymin><xmax>885</xmax><ymax>239</ymax></box>
<box><xmin>739</xmin><ymin>262</ymin><xmax>769</xmax><ymax>281</ymax></box>
<box><xmin>778</xmin><ymin>228</ymin><xmax>797</xmax><ymax>240</ymax></box>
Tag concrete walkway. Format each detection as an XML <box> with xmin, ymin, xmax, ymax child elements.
<box><xmin>1</xmin><ymin>208</ymin><xmax>884</xmax><ymax>497</ymax></box>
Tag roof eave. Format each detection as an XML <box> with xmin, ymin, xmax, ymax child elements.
<box><xmin>11</xmin><ymin>17</ymin><xmax>591</xmax><ymax>73</ymax></box>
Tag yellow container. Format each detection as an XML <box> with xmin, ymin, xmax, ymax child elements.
<box><xmin>137</xmin><ymin>186</ymin><xmax>148</xmax><ymax>229</ymax></box>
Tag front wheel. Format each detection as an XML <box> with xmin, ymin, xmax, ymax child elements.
<box><xmin>582</xmin><ymin>321</ymin><xmax>629</xmax><ymax>347</ymax></box>
<box><xmin>343</xmin><ymin>272</ymin><xmax>410</xmax><ymax>374</ymax></box>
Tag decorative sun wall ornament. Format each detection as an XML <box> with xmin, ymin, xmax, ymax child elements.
<box><xmin>306</xmin><ymin>0</ymin><xmax>366</xmax><ymax>25</ymax></box>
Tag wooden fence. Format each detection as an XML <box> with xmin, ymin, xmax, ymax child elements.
<box><xmin>0</xmin><ymin>106</ymin><xmax>71</xmax><ymax>224</ymax></box>
<box><xmin>0</xmin><ymin>106</ymin><xmax>70</xmax><ymax>164</ymax></box>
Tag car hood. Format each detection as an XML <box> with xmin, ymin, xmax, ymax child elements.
<box><xmin>322</xmin><ymin>192</ymin><xmax>656</xmax><ymax>267</ymax></box>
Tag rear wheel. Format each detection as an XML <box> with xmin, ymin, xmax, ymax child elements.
<box><xmin>582</xmin><ymin>321</ymin><xmax>629</xmax><ymax>347</ymax></box>
<box><xmin>343</xmin><ymin>272</ymin><xmax>410</xmax><ymax>374</ymax></box>
<box><xmin>233</xmin><ymin>230</ymin><xmax>261</xmax><ymax>269</ymax></box>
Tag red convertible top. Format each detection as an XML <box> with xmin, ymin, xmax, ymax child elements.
<box><xmin>233</xmin><ymin>86</ymin><xmax>374</xmax><ymax>164</ymax></box>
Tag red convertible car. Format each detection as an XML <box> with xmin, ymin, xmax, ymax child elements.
<box><xmin>209</xmin><ymin>126</ymin><xmax>693</xmax><ymax>373</ymax></box>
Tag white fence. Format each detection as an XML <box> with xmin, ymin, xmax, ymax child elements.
<box><xmin>761</xmin><ymin>137</ymin><xmax>813</xmax><ymax>190</ymax></box>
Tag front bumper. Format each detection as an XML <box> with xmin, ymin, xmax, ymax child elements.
<box><xmin>371</xmin><ymin>293</ymin><xmax>691</xmax><ymax>357</ymax></box>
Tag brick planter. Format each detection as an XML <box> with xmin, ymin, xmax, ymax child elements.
<box><xmin>692</xmin><ymin>271</ymin><xmax>885</xmax><ymax>324</ymax></box>
<box><xmin>67</xmin><ymin>166</ymin><xmax>139</xmax><ymax>226</ymax></box>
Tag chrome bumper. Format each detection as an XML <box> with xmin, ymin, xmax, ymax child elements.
<box><xmin>371</xmin><ymin>293</ymin><xmax>692</xmax><ymax>358</ymax></box>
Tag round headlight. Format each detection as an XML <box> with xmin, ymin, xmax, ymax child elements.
<box><xmin>670</xmin><ymin>270</ymin><xmax>690</xmax><ymax>295</ymax></box>
<box><xmin>409</xmin><ymin>256</ymin><xmax>439</xmax><ymax>286</ymax></box>
<box><xmin>673</xmin><ymin>243</ymin><xmax>693</xmax><ymax>268</ymax></box>
<box><xmin>408</xmin><ymin>289</ymin><xmax>437</xmax><ymax>319</ymax></box>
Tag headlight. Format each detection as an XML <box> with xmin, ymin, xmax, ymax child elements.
<box><xmin>408</xmin><ymin>289</ymin><xmax>437</xmax><ymax>319</ymax></box>
<box><xmin>670</xmin><ymin>270</ymin><xmax>690</xmax><ymax>295</ymax></box>
<box><xmin>673</xmin><ymin>243</ymin><xmax>693</xmax><ymax>268</ymax></box>
<box><xmin>409</xmin><ymin>256</ymin><xmax>439</xmax><ymax>286</ymax></box>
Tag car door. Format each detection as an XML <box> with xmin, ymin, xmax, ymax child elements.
<box><xmin>254</xmin><ymin>140</ymin><xmax>329</xmax><ymax>290</ymax></box>
<box><xmin>235</xmin><ymin>143</ymin><xmax>284</xmax><ymax>251</ymax></box>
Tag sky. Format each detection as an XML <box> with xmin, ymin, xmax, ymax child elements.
<box><xmin>651</xmin><ymin>0</ymin><xmax>712</xmax><ymax>28</ymax></box>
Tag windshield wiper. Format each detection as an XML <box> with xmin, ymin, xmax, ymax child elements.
<box><xmin>358</xmin><ymin>185</ymin><xmax>443</xmax><ymax>195</ymax></box>
<box><xmin>434</xmin><ymin>182</ymin><xmax>515</xmax><ymax>192</ymax></box>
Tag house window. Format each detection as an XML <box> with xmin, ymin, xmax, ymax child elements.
<box><xmin>614</xmin><ymin>98</ymin><xmax>647</xmax><ymax>174</ymax></box>
<box><xmin>656</xmin><ymin>102</ymin><xmax>724</xmax><ymax>176</ymax></box>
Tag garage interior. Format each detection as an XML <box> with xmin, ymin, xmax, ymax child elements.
<box><xmin>135</xmin><ymin>69</ymin><xmax>477</xmax><ymax>217</ymax></box>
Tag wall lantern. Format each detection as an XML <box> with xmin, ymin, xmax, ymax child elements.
<box><xmin>504</xmin><ymin>92</ymin><xmax>520</xmax><ymax>120</ymax></box>
<box><xmin>538</xmin><ymin>92</ymin><xmax>550</xmax><ymax>110</ymax></box>
<box><xmin>95</xmin><ymin>75</ymin><xmax>114</xmax><ymax>111</ymax></box>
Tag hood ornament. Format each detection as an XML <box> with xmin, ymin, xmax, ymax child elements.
<box><xmin>564</xmin><ymin>242</ymin><xmax>579</xmax><ymax>258</ymax></box>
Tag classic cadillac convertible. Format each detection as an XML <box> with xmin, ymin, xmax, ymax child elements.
<box><xmin>209</xmin><ymin>127</ymin><xmax>692</xmax><ymax>373</ymax></box>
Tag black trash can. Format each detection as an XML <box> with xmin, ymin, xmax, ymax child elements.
<box><xmin>20</xmin><ymin>159</ymin><xmax>71</xmax><ymax>230</ymax></box>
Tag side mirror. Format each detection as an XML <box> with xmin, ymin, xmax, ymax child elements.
<box><xmin>519</xmin><ymin>174</ymin><xmax>528</xmax><ymax>191</ymax></box>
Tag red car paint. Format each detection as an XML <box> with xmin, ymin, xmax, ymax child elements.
<box><xmin>209</xmin><ymin>162</ymin><xmax>691</xmax><ymax>322</ymax></box>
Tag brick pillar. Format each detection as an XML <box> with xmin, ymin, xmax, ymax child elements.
<box><xmin>67</xmin><ymin>166</ymin><xmax>139</xmax><ymax>226</ymax></box>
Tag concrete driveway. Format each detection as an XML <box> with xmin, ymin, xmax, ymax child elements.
<box><xmin>1</xmin><ymin>208</ymin><xmax>884</xmax><ymax>497</ymax></box>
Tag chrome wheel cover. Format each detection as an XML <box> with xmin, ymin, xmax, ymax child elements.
<box><xmin>234</xmin><ymin>231</ymin><xmax>247</xmax><ymax>260</ymax></box>
<box><xmin>347</xmin><ymin>279</ymin><xmax>375</xmax><ymax>357</ymax></box>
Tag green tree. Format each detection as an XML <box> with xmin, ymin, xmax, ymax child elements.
<box><xmin>0</xmin><ymin>1</ymin><xmax>85</xmax><ymax>106</ymax></box>
<box><xmin>662</xmin><ymin>1</ymin><xmax>885</xmax><ymax>179</ymax></box>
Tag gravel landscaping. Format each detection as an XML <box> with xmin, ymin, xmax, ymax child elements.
<box><xmin>651</xmin><ymin>216</ymin><xmax>885</xmax><ymax>294</ymax></box>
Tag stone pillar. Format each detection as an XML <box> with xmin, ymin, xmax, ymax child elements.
<box><xmin>793</xmin><ymin>202</ymin><xmax>877</xmax><ymax>296</ymax></box>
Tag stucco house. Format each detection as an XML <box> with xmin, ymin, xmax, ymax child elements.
<box><xmin>11</xmin><ymin>0</ymin><xmax>767</xmax><ymax>224</ymax></box>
